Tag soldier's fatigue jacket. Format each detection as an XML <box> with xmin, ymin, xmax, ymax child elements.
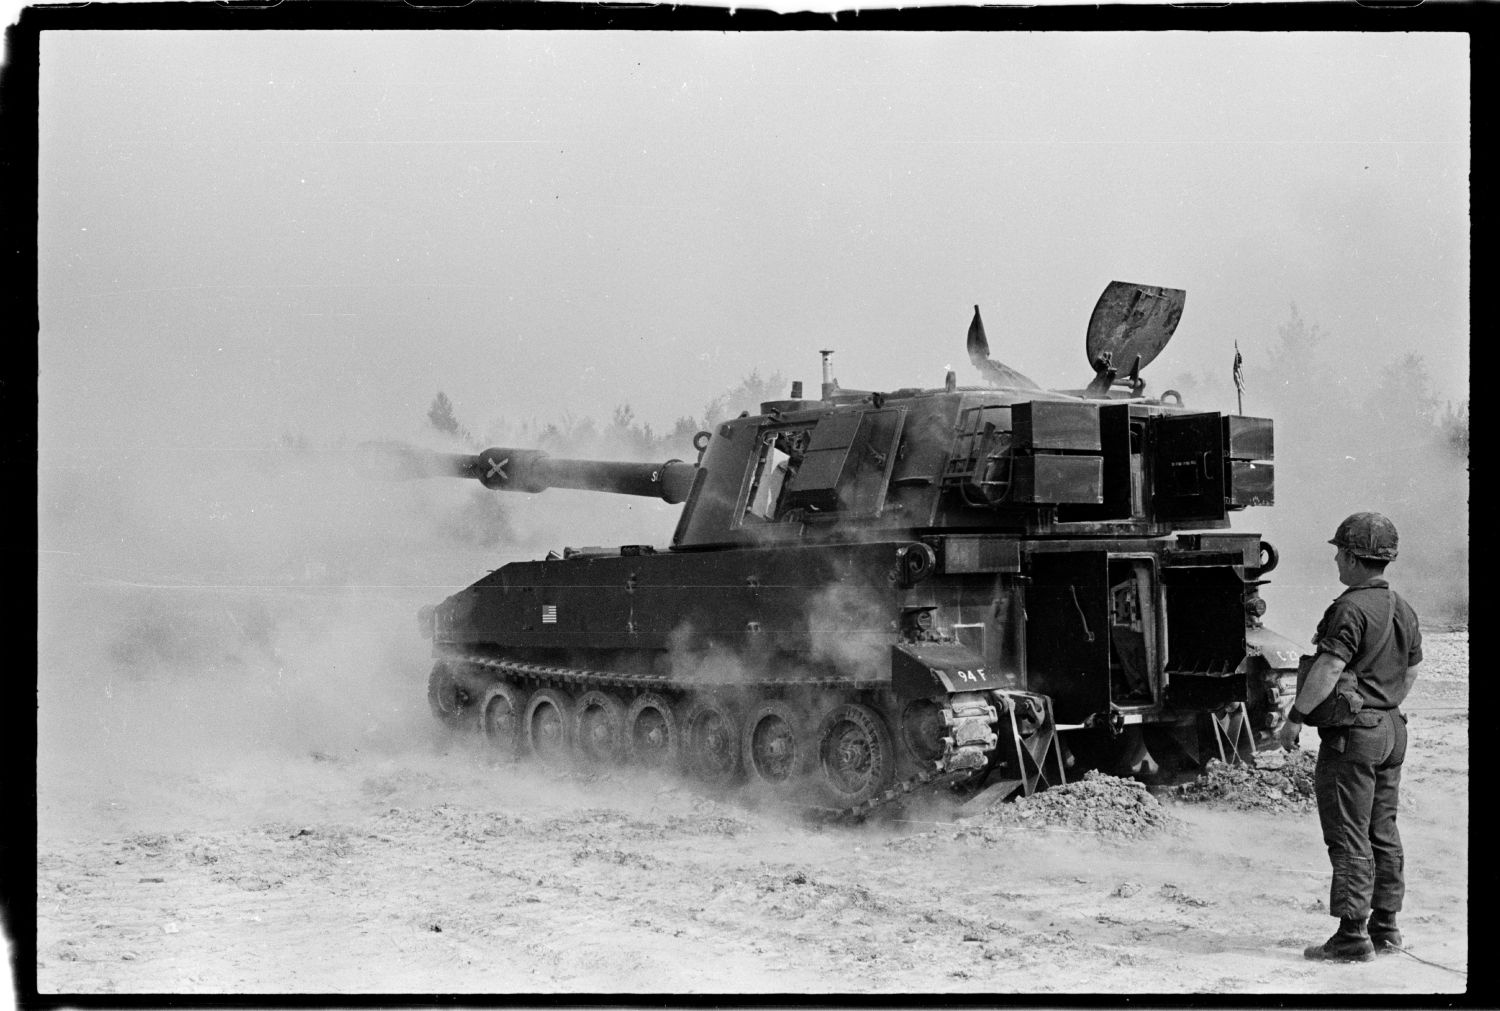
<box><xmin>1314</xmin><ymin>578</ymin><xmax>1423</xmax><ymax>708</ymax></box>
<box><xmin>1311</xmin><ymin>577</ymin><xmax>1423</xmax><ymax>919</ymax></box>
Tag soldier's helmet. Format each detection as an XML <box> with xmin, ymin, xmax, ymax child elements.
<box><xmin>1329</xmin><ymin>511</ymin><xmax>1399</xmax><ymax>561</ymax></box>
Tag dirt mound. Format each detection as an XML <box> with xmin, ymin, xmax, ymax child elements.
<box><xmin>1167</xmin><ymin>751</ymin><xmax>1318</xmax><ymax>812</ymax></box>
<box><xmin>960</xmin><ymin>770</ymin><xmax>1179</xmax><ymax>839</ymax></box>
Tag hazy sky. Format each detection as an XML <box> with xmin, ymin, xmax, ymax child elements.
<box><xmin>38</xmin><ymin>30</ymin><xmax>1469</xmax><ymax>450</ymax></box>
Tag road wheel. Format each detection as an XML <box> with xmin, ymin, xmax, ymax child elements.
<box><xmin>742</xmin><ymin>700</ymin><xmax>809</xmax><ymax>791</ymax></box>
<box><xmin>681</xmin><ymin>698</ymin><xmax>743</xmax><ymax>787</ymax></box>
<box><xmin>427</xmin><ymin>662</ymin><xmax>471</xmax><ymax>727</ymax></box>
<box><xmin>625</xmin><ymin>693</ymin><xmax>680</xmax><ymax>771</ymax></box>
<box><xmin>477</xmin><ymin>683</ymin><xmax>526</xmax><ymax>760</ymax></box>
<box><xmin>816</xmin><ymin>703</ymin><xmax>895</xmax><ymax>808</ymax></box>
<box><xmin>573</xmin><ymin>690</ymin><xmax>627</xmax><ymax>767</ymax></box>
<box><xmin>523</xmin><ymin>688</ymin><xmax>573</xmax><ymax>765</ymax></box>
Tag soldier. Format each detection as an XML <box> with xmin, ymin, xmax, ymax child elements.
<box><xmin>1276</xmin><ymin>512</ymin><xmax>1422</xmax><ymax>962</ymax></box>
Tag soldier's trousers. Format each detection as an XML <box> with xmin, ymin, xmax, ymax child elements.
<box><xmin>1315</xmin><ymin>708</ymin><xmax>1407</xmax><ymax>919</ymax></box>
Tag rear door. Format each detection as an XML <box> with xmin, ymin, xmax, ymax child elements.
<box><xmin>1024</xmin><ymin>551</ymin><xmax>1111</xmax><ymax>724</ymax></box>
<box><xmin>1150</xmin><ymin>413</ymin><xmax>1227</xmax><ymax>523</ymax></box>
<box><xmin>1162</xmin><ymin>562</ymin><xmax>1249</xmax><ymax>710</ymax></box>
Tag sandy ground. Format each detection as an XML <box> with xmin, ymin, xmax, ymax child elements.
<box><xmin>34</xmin><ymin>618</ymin><xmax>1468</xmax><ymax>997</ymax></box>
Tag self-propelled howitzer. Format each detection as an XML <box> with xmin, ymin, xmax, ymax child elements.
<box><xmin>390</xmin><ymin>282</ymin><xmax>1302</xmax><ymax>816</ymax></box>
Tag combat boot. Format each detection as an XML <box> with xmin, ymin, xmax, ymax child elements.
<box><xmin>1369</xmin><ymin>909</ymin><xmax>1402</xmax><ymax>953</ymax></box>
<box><xmin>1303</xmin><ymin>917</ymin><xmax>1376</xmax><ymax>962</ymax></box>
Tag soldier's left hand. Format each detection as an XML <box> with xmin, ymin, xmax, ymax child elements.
<box><xmin>1275</xmin><ymin>716</ymin><xmax>1302</xmax><ymax>751</ymax></box>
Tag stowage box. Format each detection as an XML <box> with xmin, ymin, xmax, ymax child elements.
<box><xmin>1012</xmin><ymin>401</ymin><xmax>1102</xmax><ymax>453</ymax></box>
<box><xmin>1011</xmin><ymin>454</ymin><xmax>1104</xmax><ymax>504</ymax></box>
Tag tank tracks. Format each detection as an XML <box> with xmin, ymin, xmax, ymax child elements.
<box><xmin>443</xmin><ymin>653</ymin><xmax>1045</xmax><ymax>823</ymax></box>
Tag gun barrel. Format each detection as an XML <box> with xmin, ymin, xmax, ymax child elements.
<box><xmin>361</xmin><ymin>442</ymin><xmax>696</xmax><ymax>504</ymax></box>
<box><xmin>512</xmin><ymin>455</ymin><xmax>697</xmax><ymax>503</ymax></box>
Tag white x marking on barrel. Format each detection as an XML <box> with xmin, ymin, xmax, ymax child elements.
<box><xmin>486</xmin><ymin>456</ymin><xmax>509</xmax><ymax>481</ymax></box>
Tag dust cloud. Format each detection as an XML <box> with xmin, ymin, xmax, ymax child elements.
<box><xmin>35</xmin><ymin>372</ymin><xmax>782</xmax><ymax>854</ymax></box>
<box><xmin>664</xmin><ymin>622</ymin><xmax>756</xmax><ymax>687</ymax></box>
<box><xmin>35</xmin><ymin>433</ymin><xmax>688</xmax><ymax>840</ymax></box>
<box><xmin>805</xmin><ymin>582</ymin><xmax>893</xmax><ymax>675</ymax></box>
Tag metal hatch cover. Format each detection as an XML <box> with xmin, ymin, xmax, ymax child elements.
<box><xmin>1085</xmin><ymin>282</ymin><xmax>1186</xmax><ymax>379</ymax></box>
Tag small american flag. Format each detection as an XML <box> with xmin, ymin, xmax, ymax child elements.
<box><xmin>1233</xmin><ymin>342</ymin><xmax>1245</xmax><ymax>394</ymax></box>
<box><xmin>542</xmin><ymin>604</ymin><xmax>558</xmax><ymax>624</ymax></box>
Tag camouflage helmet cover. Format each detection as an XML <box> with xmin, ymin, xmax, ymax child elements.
<box><xmin>1329</xmin><ymin>511</ymin><xmax>1399</xmax><ymax>561</ymax></box>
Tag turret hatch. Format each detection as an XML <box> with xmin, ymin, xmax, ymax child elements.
<box><xmin>743</xmin><ymin>407</ymin><xmax>907</xmax><ymax>522</ymax></box>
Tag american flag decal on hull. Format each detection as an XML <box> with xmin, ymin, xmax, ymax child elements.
<box><xmin>542</xmin><ymin>604</ymin><xmax>558</xmax><ymax>624</ymax></box>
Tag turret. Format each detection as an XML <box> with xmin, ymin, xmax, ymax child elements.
<box><xmin>365</xmin><ymin>282</ymin><xmax>1272</xmax><ymax>551</ymax></box>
